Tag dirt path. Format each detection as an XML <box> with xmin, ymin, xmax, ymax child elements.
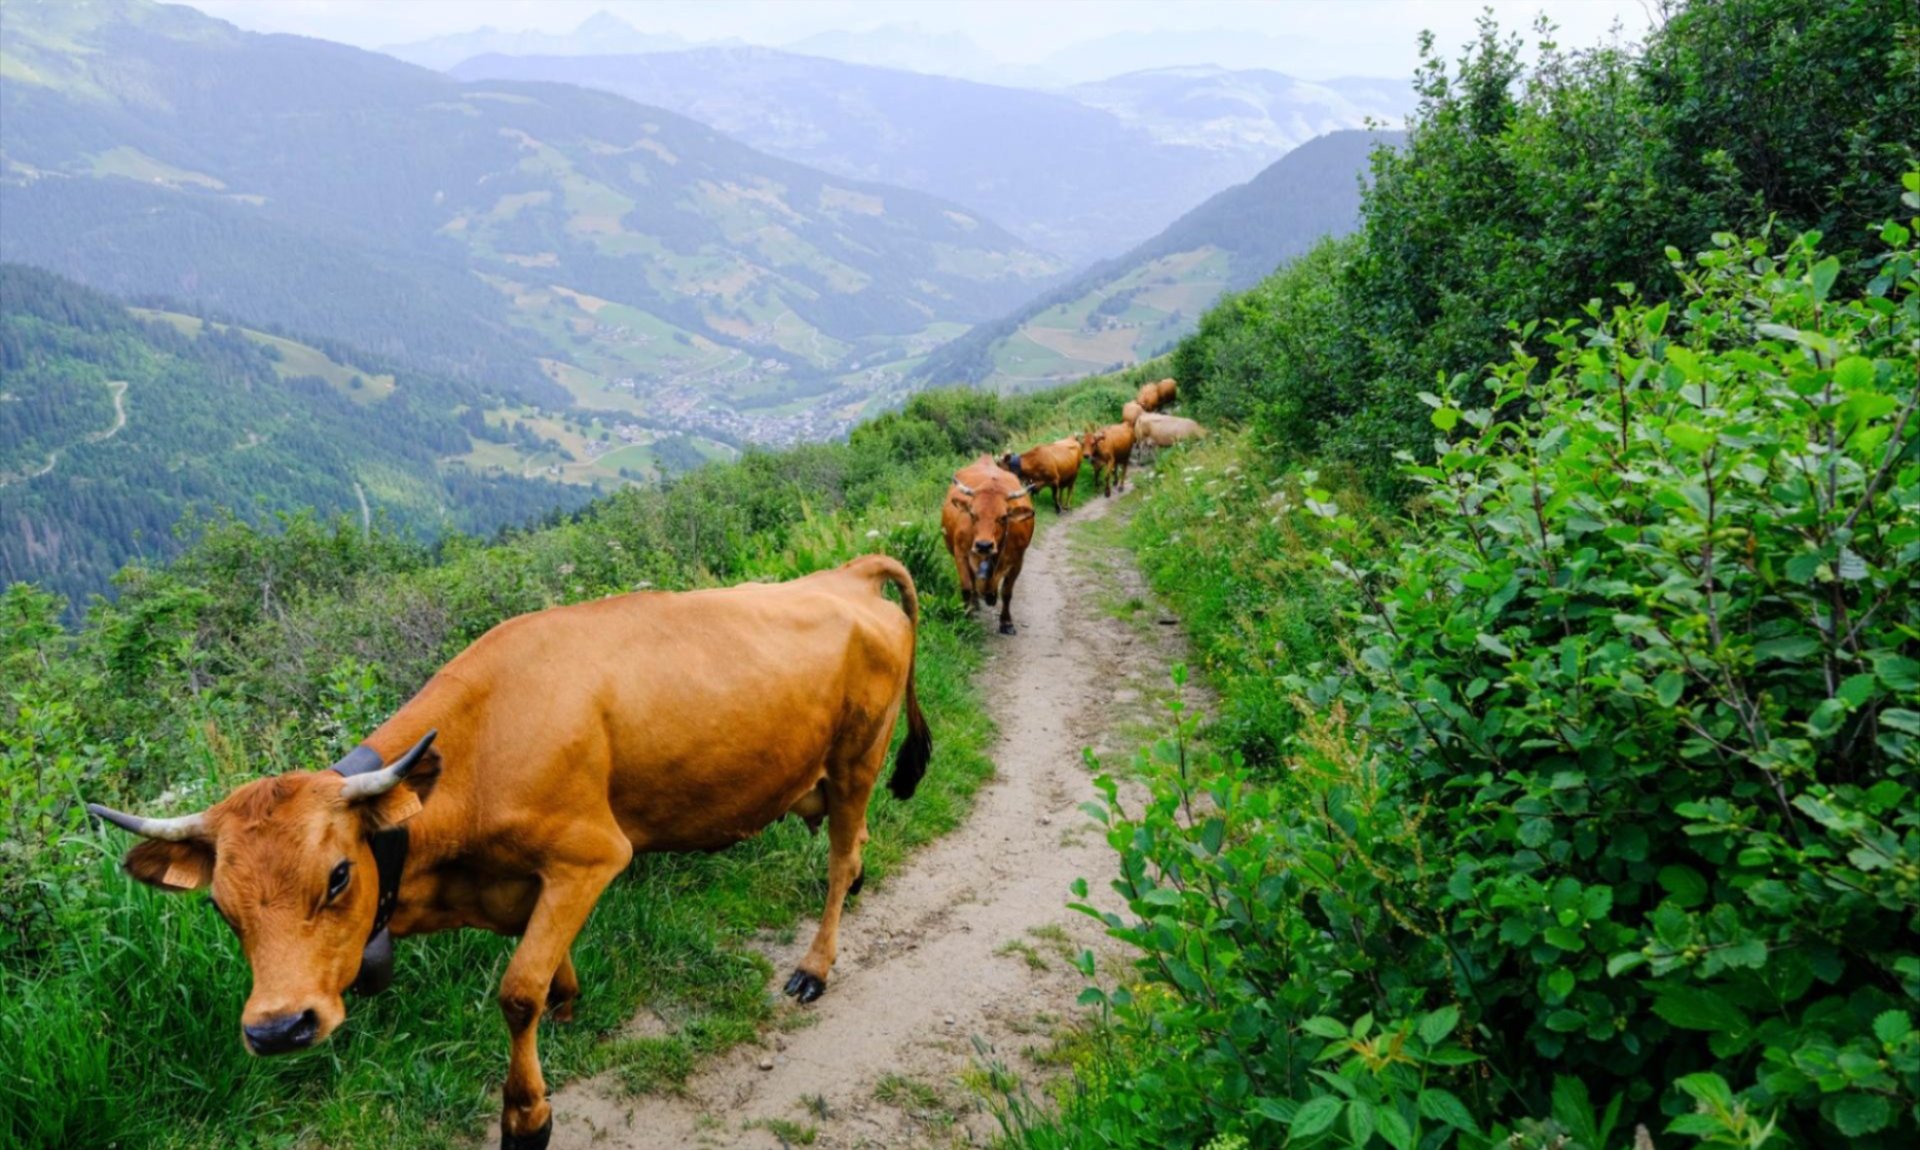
<box><xmin>0</xmin><ymin>379</ymin><xmax>126</xmax><ymax>486</ymax></box>
<box><xmin>527</xmin><ymin>489</ymin><xmax>1196</xmax><ymax>1149</ymax></box>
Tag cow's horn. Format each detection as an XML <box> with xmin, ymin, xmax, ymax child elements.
<box><xmin>340</xmin><ymin>730</ymin><xmax>438</xmax><ymax>801</ymax></box>
<box><xmin>1017</xmin><ymin>483</ymin><xmax>1042</xmax><ymax>498</ymax></box>
<box><xmin>86</xmin><ymin>803</ymin><xmax>207</xmax><ymax>842</ymax></box>
<box><xmin>952</xmin><ymin>476</ymin><xmax>976</xmax><ymax>496</ymax></box>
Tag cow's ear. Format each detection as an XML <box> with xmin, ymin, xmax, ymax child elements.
<box><xmin>1009</xmin><ymin>507</ymin><xmax>1036</xmax><ymax>523</ymax></box>
<box><xmin>124</xmin><ymin>838</ymin><xmax>215</xmax><ymax>892</ymax></box>
<box><xmin>360</xmin><ymin>746</ymin><xmax>442</xmax><ymax>831</ymax></box>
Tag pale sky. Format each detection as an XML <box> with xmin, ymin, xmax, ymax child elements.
<box><xmin>181</xmin><ymin>1</ymin><xmax>1657</xmax><ymax>82</ymax></box>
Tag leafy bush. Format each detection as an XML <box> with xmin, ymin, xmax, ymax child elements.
<box><xmin>1060</xmin><ymin>202</ymin><xmax>1919</xmax><ymax>1149</ymax></box>
<box><xmin>1172</xmin><ymin>1</ymin><xmax>1920</xmax><ymax>492</ymax></box>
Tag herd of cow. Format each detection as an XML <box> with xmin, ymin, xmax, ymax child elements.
<box><xmin>85</xmin><ymin>379</ymin><xmax>1201</xmax><ymax>1149</ymax></box>
<box><xmin>942</xmin><ymin>376</ymin><xmax>1202</xmax><ymax>635</ymax></box>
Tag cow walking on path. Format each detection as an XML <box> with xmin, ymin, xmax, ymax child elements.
<box><xmin>1000</xmin><ymin>437</ymin><xmax>1083</xmax><ymax>513</ymax></box>
<box><xmin>942</xmin><ymin>455</ymin><xmax>1037</xmax><ymax>635</ymax></box>
<box><xmin>1080</xmin><ymin>422</ymin><xmax>1136</xmax><ymax>498</ymax></box>
<box><xmin>89</xmin><ymin>556</ymin><xmax>932</xmax><ymax>1150</ymax></box>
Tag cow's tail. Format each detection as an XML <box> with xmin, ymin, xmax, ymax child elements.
<box><xmin>860</xmin><ymin>554</ymin><xmax>931</xmax><ymax>800</ymax></box>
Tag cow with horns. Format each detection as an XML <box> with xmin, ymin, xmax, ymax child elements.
<box><xmin>941</xmin><ymin>455</ymin><xmax>1037</xmax><ymax>635</ymax></box>
<box><xmin>89</xmin><ymin>555</ymin><xmax>933</xmax><ymax>1150</ymax></box>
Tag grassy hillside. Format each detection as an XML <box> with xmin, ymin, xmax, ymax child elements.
<box><xmin>0</xmin><ymin>372</ymin><xmax>1154</xmax><ymax>1150</ymax></box>
<box><xmin>0</xmin><ymin>264</ymin><xmax>589</xmax><ymax>609</ymax></box>
<box><xmin>450</xmin><ymin>47</ymin><xmax>1287</xmax><ymax>266</ymax></box>
<box><xmin>917</xmin><ymin>129</ymin><xmax>1397</xmax><ymax>389</ymax></box>
<box><xmin>0</xmin><ymin>0</ymin><xmax>1065</xmax><ymax>441</ymax></box>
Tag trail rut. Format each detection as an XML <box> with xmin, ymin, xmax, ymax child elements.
<box><xmin>524</xmin><ymin>489</ymin><xmax>1195</xmax><ymax>1149</ymax></box>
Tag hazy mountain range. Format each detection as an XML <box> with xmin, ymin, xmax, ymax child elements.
<box><xmin>450</xmin><ymin>48</ymin><xmax>1292</xmax><ymax>265</ymax></box>
<box><xmin>1</xmin><ymin>0</ymin><xmax>1063</xmax><ymax>445</ymax></box>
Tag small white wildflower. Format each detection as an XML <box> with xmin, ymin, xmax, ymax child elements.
<box><xmin>865</xmin><ymin>529</ymin><xmax>881</xmax><ymax>539</ymax></box>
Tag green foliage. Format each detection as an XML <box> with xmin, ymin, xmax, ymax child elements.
<box><xmin>1046</xmin><ymin>208</ymin><xmax>1918</xmax><ymax>1149</ymax></box>
<box><xmin>1173</xmin><ymin>1</ymin><xmax>1920</xmax><ymax>492</ymax></box>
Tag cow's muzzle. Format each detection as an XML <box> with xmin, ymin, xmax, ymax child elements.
<box><xmin>244</xmin><ymin>1009</ymin><xmax>319</xmax><ymax>1055</ymax></box>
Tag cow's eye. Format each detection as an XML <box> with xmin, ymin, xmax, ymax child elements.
<box><xmin>326</xmin><ymin>861</ymin><xmax>351</xmax><ymax>900</ymax></box>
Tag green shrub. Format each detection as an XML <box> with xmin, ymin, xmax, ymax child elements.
<box><xmin>1063</xmin><ymin>202</ymin><xmax>1919</xmax><ymax>1149</ymax></box>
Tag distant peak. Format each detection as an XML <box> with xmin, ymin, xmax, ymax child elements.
<box><xmin>574</xmin><ymin>11</ymin><xmax>636</xmax><ymax>37</ymax></box>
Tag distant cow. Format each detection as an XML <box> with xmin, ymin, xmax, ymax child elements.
<box><xmin>1153</xmin><ymin>378</ymin><xmax>1178</xmax><ymax>408</ymax></box>
<box><xmin>89</xmin><ymin>557</ymin><xmax>932</xmax><ymax>1150</ymax></box>
<box><xmin>1136</xmin><ymin>381</ymin><xmax>1162</xmax><ymax>412</ymax></box>
<box><xmin>1000</xmin><ymin>437</ymin><xmax>1083</xmax><ymax>513</ymax></box>
<box><xmin>1080</xmin><ymin>422</ymin><xmax>1135</xmax><ymax>498</ymax></box>
<box><xmin>942</xmin><ymin>455</ymin><xmax>1037</xmax><ymax>635</ymax></box>
<box><xmin>1135</xmin><ymin>412</ymin><xmax>1206</xmax><ymax>451</ymax></box>
<box><xmin>1122</xmin><ymin>400</ymin><xmax>1144</xmax><ymax>426</ymax></box>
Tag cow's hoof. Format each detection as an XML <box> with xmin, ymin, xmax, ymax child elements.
<box><xmin>982</xmin><ymin>590</ymin><xmax>999</xmax><ymax>607</ymax></box>
<box><xmin>784</xmin><ymin>969</ymin><xmax>827</xmax><ymax>1003</ymax></box>
<box><xmin>999</xmin><ymin>621</ymin><xmax>1017</xmax><ymax>636</ymax></box>
<box><xmin>849</xmin><ymin>867</ymin><xmax>866</xmax><ymax>898</ymax></box>
<box><xmin>501</xmin><ymin>1118</ymin><xmax>552</xmax><ymax>1150</ymax></box>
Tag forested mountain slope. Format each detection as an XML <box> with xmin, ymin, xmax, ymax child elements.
<box><xmin>0</xmin><ymin>0</ymin><xmax>1064</xmax><ymax>440</ymax></box>
<box><xmin>0</xmin><ymin>264</ymin><xmax>588</xmax><ymax>609</ymax></box>
<box><xmin>448</xmin><ymin>48</ymin><xmax>1295</xmax><ymax>266</ymax></box>
<box><xmin>916</xmin><ymin>129</ymin><xmax>1397</xmax><ymax>389</ymax></box>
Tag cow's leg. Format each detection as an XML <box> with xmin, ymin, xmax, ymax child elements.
<box><xmin>998</xmin><ymin>566</ymin><xmax>1023</xmax><ymax>635</ymax></box>
<box><xmin>1052</xmin><ymin>483</ymin><xmax>1064</xmax><ymax>513</ymax></box>
<box><xmin>546</xmin><ymin>949</ymin><xmax>579</xmax><ymax>1023</ymax></box>
<box><xmin>951</xmin><ymin>551</ymin><xmax>975</xmax><ymax>612</ymax></box>
<box><xmin>784</xmin><ymin>771</ymin><xmax>878</xmax><ymax>1004</ymax></box>
<box><xmin>498</xmin><ymin>838</ymin><xmax>630</xmax><ymax>1150</ymax></box>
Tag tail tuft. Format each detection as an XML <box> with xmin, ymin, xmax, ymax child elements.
<box><xmin>889</xmin><ymin>707</ymin><xmax>931</xmax><ymax>800</ymax></box>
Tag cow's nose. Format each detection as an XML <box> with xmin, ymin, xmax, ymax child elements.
<box><xmin>244</xmin><ymin>1009</ymin><xmax>319</xmax><ymax>1055</ymax></box>
<box><xmin>973</xmin><ymin>539</ymin><xmax>994</xmax><ymax>554</ymax></box>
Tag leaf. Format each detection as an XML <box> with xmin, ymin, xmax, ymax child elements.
<box><xmin>1665</xmin><ymin>422</ymin><xmax>1715</xmax><ymax>453</ymax></box>
<box><xmin>1872</xmin><ymin>1009</ymin><xmax>1912</xmax><ymax>1045</ymax></box>
<box><xmin>1810</xmin><ymin>256</ymin><xmax>1841</xmax><ymax>302</ymax></box>
<box><xmin>1658</xmin><ymin>865</ymin><xmax>1708</xmax><ymax>907</ymax></box>
<box><xmin>1418</xmin><ymin>1004</ymin><xmax>1460</xmax><ymax>1046</ymax></box>
<box><xmin>1545</xmin><ymin>1009</ymin><xmax>1586</xmax><ymax>1032</ymax></box>
<box><xmin>1476</xmin><ymin>632</ymin><xmax>1514</xmax><ymax>659</ymax></box>
<box><xmin>1871</xmin><ymin>652</ymin><xmax>1920</xmax><ymax>691</ymax></box>
<box><xmin>1432</xmin><ymin>407</ymin><xmax>1461</xmax><ymax>431</ymax></box>
<box><xmin>1753</xmin><ymin>634</ymin><xmax>1821</xmax><ymax>662</ymax></box>
<box><xmin>1654</xmin><ymin>670</ymin><xmax>1684</xmax><ymax>708</ymax></box>
<box><xmin>1346</xmin><ymin>1097</ymin><xmax>1376</xmax><ymax>1147</ymax></box>
<box><xmin>1290</xmin><ymin>1095</ymin><xmax>1342</xmax><ymax>1137</ymax></box>
<box><xmin>1653</xmin><ymin>987</ymin><xmax>1751</xmax><ymax>1047</ymax></box>
<box><xmin>1674</xmin><ymin>1071</ymin><xmax>1734</xmax><ymax>1108</ymax></box>
<box><xmin>1375</xmin><ymin>1103</ymin><xmax>1415</xmax><ymax>1150</ymax></box>
<box><xmin>1832</xmin><ymin>1091</ymin><xmax>1891</xmax><ymax>1136</ymax></box>
<box><xmin>1832</xmin><ymin>355</ymin><xmax>1876</xmax><ymax>390</ymax></box>
<box><xmin>1418</xmin><ymin>1088</ymin><xmax>1479</xmax><ymax>1134</ymax></box>
<box><xmin>1300</xmin><ymin>1016</ymin><xmax>1349</xmax><ymax>1040</ymax></box>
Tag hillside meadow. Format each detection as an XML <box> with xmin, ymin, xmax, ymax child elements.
<box><xmin>0</xmin><ymin>370</ymin><xmax>1164</xmax><ymax>1150</ymax></box>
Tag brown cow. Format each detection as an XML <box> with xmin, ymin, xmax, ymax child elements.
<box><xmin>1154</xmin><ymin>377</ymin><xmax>1178</xmax><ymax>408</ymax></box>
<box><xmin>88</xmin><ymin>556</ymin><xmax>932</xmax><ymax>1150</ymax></box>
<box><xmin>1080</xmin><ymin>422</ymin><xmax>1135</xmax><ymax>498</ymax></box>
<box><xmin>1122</xmin><ymin>400</ymin><xmax>1144</xmax><ymax>426</ymax></box>
<box><xmin>1136</xmin><ymin>381</ymin><xmax>1162</xmax><ymax>412</ymax></box>
<box><xmin>942</xmin><ymin>455</ymin><xmax>1036</xmax><ymax>635</ymax></box>
<box><xmin>1000</xmin><ymin>437</ymin><xmax>1083</xmax><ymax>513</ymax></box>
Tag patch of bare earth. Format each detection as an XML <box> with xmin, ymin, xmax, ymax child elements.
<box><xmin>525</xmin><ymin>487</ymin><xmax>1199</xmax><ymax>1149</ymax></box>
